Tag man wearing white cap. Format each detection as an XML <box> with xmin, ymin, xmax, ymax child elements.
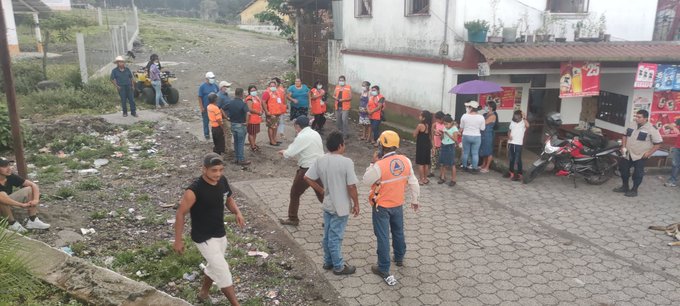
<box><xmin>218</xmin><ymin>81</ymin><xmax>233</xmax><ymax>153</ymax></box>
<box><xmin>199</xmin><ymin>72</ymin><xmax>220</xmax><ymax>140</ymax></box>
<box><xmin>110</xmin><ymin>56</ymin><xmax>137</xmax><ymax>117</ymax></box>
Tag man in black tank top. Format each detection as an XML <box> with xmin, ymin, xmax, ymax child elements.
<box><xmin>174</xmin><ymin>153</ymin><xmax>246</xmax><ymax>305</ymax></box>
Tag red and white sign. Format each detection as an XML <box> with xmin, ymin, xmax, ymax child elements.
<box><xmin>479</xmin><ymin>87</ymin><xmax>519</xmax><ymax>110</ymax></box>
<box><xmin>559</xmin><ymin>62</ymin><xmax>601</xmax><ymax>98</ymax></box>
<box><xmin>651</xmin><ymin>91</ymin><xmax>680</xmax><ymax>139</ymax></box>
<box><xmin>634</xmin><ymin>63</ymin><xmax>658</xmax><ymax>89</ymax></box>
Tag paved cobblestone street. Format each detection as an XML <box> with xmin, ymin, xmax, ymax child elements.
<box><xmin>233</xmin><ymin>168</ymin><xmax>680</xmax><ymax>305</ymax></box>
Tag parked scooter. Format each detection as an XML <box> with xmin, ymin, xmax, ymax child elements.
<box><xmin>523</xmin><ymin>113</ymin><xmax>621</xmax><ymax>186</ymax></box>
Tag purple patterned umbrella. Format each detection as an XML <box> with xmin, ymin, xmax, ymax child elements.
<box><xmin>449</xmin><ymin>80</ymin><xmax>503</xmax><ymax>94</ymax></box>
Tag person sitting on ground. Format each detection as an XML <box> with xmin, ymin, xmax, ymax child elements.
<box><xmin>304</xmin><ymin>130</ymin><xmax>360</xmax><ymax>276</ymax></box>
<box><xmin>0</xmin><ymin>158</ymin><xmax>50</xmax><ymax>233</ymax></box>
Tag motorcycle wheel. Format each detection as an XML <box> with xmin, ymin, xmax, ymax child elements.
<box><xmin>523</xmin><ymin>162</ymin><xmax>548</xmax><ymax>184</ymax></box>
<box><xmin>584</xmin><ymin>157</ymin><xmax>616</xmax><ymax>185</ymax></box>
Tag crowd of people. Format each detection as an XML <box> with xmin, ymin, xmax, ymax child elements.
<box><xmin>0</xmin><ymin>59</ymin><xmax>676</xmax><ymax>306</ymax></box>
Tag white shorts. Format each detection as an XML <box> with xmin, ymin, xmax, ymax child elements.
<box><xmin>195</xmin><ymin>236</ymin><xmax>233</xmax><ymax>288</ymax></box>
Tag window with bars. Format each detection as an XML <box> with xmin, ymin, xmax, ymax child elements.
<box><xmin>405</xmin><ymin>0</ymin><xmax>429</xmax><ymax>16</ymax></box>
<box><xmin>355</xmin><ymin>0</ymin><xmax>372</xmax><ymax>17</ymax></box>
<box><xmin>546</xmin><ymin>0</ymin><xmax>589</xmax><ymax>13</ymax></box>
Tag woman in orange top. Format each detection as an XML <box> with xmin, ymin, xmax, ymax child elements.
<box><xmin>246</xmin><ymin>85</ymin><xmax>263</xmax><ymax>151</ymax></box>
<box><xmin>309</xmin><ymin>80</ymin><xmax>327</xmax><ymax>131</ymax></box>
<box><xmin>367</xmin><ymin>85</ymin><xmax>385</xmax><ymax>146</ymax></box>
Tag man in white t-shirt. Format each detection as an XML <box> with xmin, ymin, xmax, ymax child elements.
<box><xmin>304</xmin><ymin>131</ymin><xmax>360</xmax><ymax>275</ymax></box>
<box><xmin>504</xmin><ymin>110</ymin><xmax>530</xmax><ymax>181</ymax></box>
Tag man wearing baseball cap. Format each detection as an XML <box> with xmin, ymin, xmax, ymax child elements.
<box><xmin>199</xmin><ymin>72</ymin><xmax>220</xmax><ymax>140</ymax></box>
<box><xmin>0</xmin><ymin>158</ymin><xmax>50</xmax><ymax>233</ymax></box>
<box><xmin>174</xmin><ymin>153</ymin><xmax>245</xmax><ymax>305</ymax></box>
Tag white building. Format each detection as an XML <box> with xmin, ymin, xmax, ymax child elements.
<box><xmin>327</xmin><ymin>0</ymin><xmax>678</xmax><ymax>148</ymax></box>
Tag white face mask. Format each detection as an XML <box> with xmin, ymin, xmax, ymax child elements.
<box><xmin>250</xmin><ymin>91</ymin><xmax>258</xmax><ymax>96</ymax></box>
<box><xmin>317</xmin><ymin>85</ymin><xmax>323</xmax><ymax>89</ymax></box>
<box><xmin>362</xmin><ymin>86</ymin><xmax>367</xmax><ymax>91</ymax></box>
<box><xmin>208</xmin><ymin>79</ymin><xmax>216</xmax><ymax>84</ymax></box>
<box><xmin>338</xmin><ymin>81</ymin><xmax>345</xmax><ymax>86</ymax></box>
<box><xmin>270</xmin><ymin>86</ymin><xmax>277</xmax><ymax>92</ymax></box>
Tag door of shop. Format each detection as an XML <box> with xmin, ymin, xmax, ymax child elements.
<box><xmin>526</xmin><ymin>89</ymin><xmax>561</xmax><ymax>153</ymax></box>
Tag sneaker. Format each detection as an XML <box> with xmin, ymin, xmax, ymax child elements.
<box><xmin>8</xmin><ymin>221</ymin><xmax>27</xmax><ymax>233</ymax></box>
<box><xmin>322</xmin><ymin>264</ymin><xmax>333</xmax><ymax>270</ymax></box>
<box><xmin>279</xmin><ymin>218</ymin><xmax>299</xmax><ymax>226</ymax></box>
<box><xmin>204</xmin><ymin>135</ymin><xmax>211</xmax><ymax>140</ymax></box>
<box><xmin>624</xmin><ymin>190</ymin><xmax>638</xmax><ymax>197</ymax></box>
<box><xmin>503</xmin><ymin>172</ymin><xmax>512</xmax><ymax>178</ymax></box>
<box><xmin>26</xmin><ymin>217</ymin><xmax>50</xmax><ymax>230</ymax></box>
<box><xmin>238</xmin><ymin>160</ymin><xmax>252</xmax><ymax>166</ymax></box>
<box><xmin>511</xmin><ymin>174</ymin><xmax>521</xmax><ymax>182</ymax></box>
<box><xmin>394</xmin><ymin>258</ymin><xmax>404</xmax><ymax>267</ymax></box>
<box><xmin>371</xmin><ymin>265</ymin><xmax>397</xmax><ymax>286</ymax></box>
<box><xmin>613</xmin><ymin>186</ymin><xmax>629</xmax><ymax>193</ymax></box>
<box><xmin>665</xmin><ymin>182</ymin><xmax>678</xmax><ymax>187</ymax></box>
<box><xmin>333</xmin><ymin>264</ymin><xmax>356</xmax><ymax>275</ymax></box>
<box><xmin>131</xmin><ymin>113</ymin><xmax>138</xmax><ymax>118</ymax></box>
<box><xmin>122</xmin><ymin>113</ymin><xmax>128</xmax><ymax>117</ymax></box>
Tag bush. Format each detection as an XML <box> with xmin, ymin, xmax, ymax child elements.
<box><xmin>0</xmin><ymin>104</ymin><xmax>10</xmax><ymax>150</ymax></box>
<box><xmin>19</xmin><ymin>77</ymin><xmax>117</xmax><ymax>117</ymax></box>
<box><xmin>47</xmin><ymin>65</ymin><xmax>82</xmax><ymax>89</ymax></box>
<box><xmin>0</xmin><ymin>61</ymin><xmax>43</xmax><ymax>95</ymax></box>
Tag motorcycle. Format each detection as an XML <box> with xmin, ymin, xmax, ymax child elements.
<box><xmin>523</xmin><ymin>113</ymin><xmax>621</xmax><ymax>186</ymax></box>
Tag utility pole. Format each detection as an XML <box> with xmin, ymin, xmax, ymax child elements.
<box><xmin>0</xmin><ymin>1</ymin><xmax>28</xmax><ymax>177</ymax></box>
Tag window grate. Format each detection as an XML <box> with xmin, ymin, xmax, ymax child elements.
<box><xmin>355</xmin><ymin>0</ymin><xmax>372</xmax><ymax>17</ymax></box>
<box><xmin>406</xmin><ymin>0</ymin><xmax>429</xmax><ymax>16</ymax></box>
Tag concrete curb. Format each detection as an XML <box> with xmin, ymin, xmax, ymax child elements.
<box><xmin>15</xmin><ymin>234</ymin><xmax>191</xmax><ymax>306</ymax></box>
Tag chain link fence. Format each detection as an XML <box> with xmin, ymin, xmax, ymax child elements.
<box><xmin>76</xmin><ymin>6</ymin><xmax>139</xmax><ymax>81</ymax></box>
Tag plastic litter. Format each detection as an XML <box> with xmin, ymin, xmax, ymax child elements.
<box><xmin>80</xmin><ymin>228</ymin><xmax>96</xmax><ymax>235</ymax></box>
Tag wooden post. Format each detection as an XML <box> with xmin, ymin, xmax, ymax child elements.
<box><xmin>0</xmin><ymin>1</ymin><xmax>27</xmax><ymax>177</ymax></box>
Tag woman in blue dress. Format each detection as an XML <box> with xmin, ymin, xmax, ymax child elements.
<box><xmin>479</xmin><ymin>100</ymin><xmax>498</xmax><ymax>173</ymax></box>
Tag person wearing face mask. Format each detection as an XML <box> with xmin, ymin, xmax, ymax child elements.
<box><xmin>367</xmin><ymin>85</ymin><xmax>385</xmax><ymax>146</ymax></box>
<box><xmin>245</xmin><ymin>85</ymin><xmax>263</xmax><ymax>152</ymax></box>
<box><xmin>479</xmin><ymin>101</ymin><xmax>498</xmax><ymax>173</ymax></box>
<box><xmin>287</xmin><ymin>78</ymin><xmax>310</xmax><ymax>120</ymax></box>
<box><xmin>273</xmin><ymin>77</ymin><xmax>288</xmax><ymax>141</ymax></box>
<box><xmin>459</xmin><ymin>101</ymin><xmax>485</xmax><ymax>173</ymax></box>
<box><xmin>310</xmin><ymin>80</ymin><xmax>327</xmax><ymax>132</ymax></box>
<box><xmin>263</xmin><ymin>80</ymin><xmax>285</xmax><ymax>146</ymax></box>
<box><xmin>148</xmin><ymin>54</ymin><xmax>168</xmax><ymax>109</ymax></box>
<box><xmin>199</xmin><ymin>72</ymin><xmax>220</xmax><ymax>140</ymax></box>
<box><xmin>358</xmin><ymin>81</ymin><xmax>371</xmax><ymax>141</ymax></box>
<box><xmin>333</xmin><ymin>76</ymin><xmax>352</xmax><ymax>138</ymax></box>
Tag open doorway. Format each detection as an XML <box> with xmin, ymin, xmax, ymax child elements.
<box><xmin>525</xmin><ymin>89</ymin><xmax>561</xmax><ymax>153</ymax></box>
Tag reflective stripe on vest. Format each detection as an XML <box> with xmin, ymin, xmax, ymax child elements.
<box><xmin>370</xmin><ymin>154</ymin><xmax>411</xmax><ymax>208</ymax></box>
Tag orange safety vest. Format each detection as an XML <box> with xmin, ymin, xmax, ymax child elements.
<box><xmin>246</xmin><ymin>96</ymin><xmax>262</xmax><ymax>124</ymax></box>
<box><xmin>367</xmin><ymin>94</ymin><xmax>384</xmax><ymax>120</ymax></box>
<box><xmin>334</xmin><ymin>85</ymin><xmax>352</xmax><ymax>111</ymax></box>
<box><xmin>368</xmin><ymin>153</ymin><xmax>412</xmax><ymax>208</ymax></box>
<box><xmin>266</xmin><ymin>90</ymin><xmax>285</xmax><ymax>115</ymax></box>
<box><xmin>310</xmin><ymin>88</ymin><xmax>326</xmax><ymax>115</ymax></box>
<box><xmin>278</xmin><ymin>86</ymin><xmax>288</xmax><ymax>113</ymax></box>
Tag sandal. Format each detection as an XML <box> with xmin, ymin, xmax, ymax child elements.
<box><xmin>437</xmin><ymin>178</ymin><xmax>446</xmax><ymax>184</ymax></box>
<box><xmin>448</xmin><ymin>181</ymin><xmax>456</xmax><ymax>187</ymax></box>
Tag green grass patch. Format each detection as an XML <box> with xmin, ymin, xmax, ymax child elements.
<box><xmin>90</xmin><ymin>210</ymin><xmax>107</xmax><ymax>220</ymax></box>
<box><xmin>139</xmin><ymin>159</ymin><xmax>159</xmax><ymax>170</ymax></box>
<box><xmin>78</xmin><ymin>179</ymin><xmax>103</xmax><ymax>191</ymax></box>
<box><xmin>112</xmin><ymin>240</ymin><xmax>204</xmax><ymax>287</ymax></box>
<box><xmin>35</xmin><ymin>165</ymin><xmax>65</xmax><ymax>184</ymax></box>
<box><xmin>28</xmin><ymin>154</ymin><xmax>61</xmax><ymax>168</ymax></box>
<box><xmin>64</xmin><ymin>159</ymin><xmax>89</xmax><ymax>170</ymax></box>
<box><xmin>54</xmin><ymin>186</ymin><xmax>76</xmax><ymax>199</ymax></box>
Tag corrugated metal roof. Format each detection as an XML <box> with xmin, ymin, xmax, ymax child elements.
<box><xmin>475</xmin><ymin>42</ymin><xmax>680</xmax><ymax>63</ymax></box>
<box><xmin>12</xmin><ymin>0</ymin><xmax>52</xmax><ymax>13</ymax></box>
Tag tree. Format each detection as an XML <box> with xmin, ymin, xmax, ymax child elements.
<box><xmin>255</xmin><ymin>0</ymin><xmax>295</xmax><ymax>40</ymax></box>
<box><xmin>200</xmin><ymin>0</ymin><xmax>219</xmax><ymax>20</ymax></box>
<box><xmin>39</xmin><ymin>15</ymin><xmax>76</xmax><ymax>80</ymax></box>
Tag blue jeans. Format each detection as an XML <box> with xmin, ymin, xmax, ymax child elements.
<box><xmin>323</xmin><ymin>211</ymin><xmax>349</xmax><ymax>271</ymax></box>
<box><xmin>370</xmin><ymin>119</ymin><xmax>381</xmax><ymax>141</ymax></box>
<box><xmin>118</xmin><ymin>85</ymin><xmax>136</xmax><ymax>115</ymax></box>
<box><xmin>151</xmin><ymin>80</ymin><xmax>167</xmax><ymax>107</ymax></box>
<box><xmin>508</xmin><ymin>144</ymin><xmax>523</xmax><ymax>174</ymax></box>
<box><xmin>372</xmin><ymin>205</ymin><xmax>405</xmax><ymax>275</ymax></box>
<box><xmin>461</xmin><ymin>135</ymin><xmax>482</xmax><ymax>169</ymax></box>
<box><xmin>231</xmin><ymin>123</ymin><xmax>247</xmax><ymax>162</ymax></box>
<box><xmin>201</xmin><ymin>111</ymin><xmax>210</xmax><ymax>137</ymax></box>
<box><xmin>670</xmin><ymin>147</ymin><xmax>680</xmax><ymax>184</ymax></box>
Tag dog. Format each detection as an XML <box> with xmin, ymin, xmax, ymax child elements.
<box><xmin>649</xmin><ymin>224</ymin><xmax>680</xmax><ymax>246</ymax></box>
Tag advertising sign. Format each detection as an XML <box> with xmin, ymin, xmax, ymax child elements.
<box><xmin>634</xmin><ymin>63</ymin><xmax>657</xmax><ymax>89</ymax></box>
<box><xmin>654</xmin><ymin>65</ymin><xmax>677</xmax><ymax>91</ymax></box>
<box><xmin>559</xmin><ymin>62</ymin><xmax>600</xmax><ymax>98</ymax></box>
<box><xmin>479</xmin><ymin>87</ymin><xmax>520</xmax><ymax>110</ymax></box>
<box><xmin>651</xmin><ymin>91</ymin><xmax>680</xmax><ymax>138</ymax></box>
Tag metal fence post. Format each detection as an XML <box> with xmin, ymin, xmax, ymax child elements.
<box><xmin>119</xmin><ymin>26</ymin><xmax>126</xmax><ymax>53</ymax></box>
<box><xmin>76</xmin><ymin>33</ymin><xmax>89</xmax><ymax>84</ymax></box>
<box><xmin>97</xmin><ymin>7</ymin><xmax>103</xmax><ymax>26</ymax></box>
<box><xmin>122</xmin><ymin>22</ymin><xmax>129</xmax><ymax>51</ymax></box>
<box><xmin>111</xmin><ymin>26</ymin><xmax>119</xmax><ymax>57</ymax></box>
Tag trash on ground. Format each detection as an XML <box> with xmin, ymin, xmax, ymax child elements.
<box><xmin>80</xmin><ymin>228</ymin><xmax>96</xmax><ymax>235</ymax></box>
<box><xmin>247</xmin><ymin>251</ymin><xmax>269</xmax><ymax>259</ymax></box>
<box><xmin>60</xmin><ymin>246</ymin><xmax>74</xmax><ymax>255</ymax></box>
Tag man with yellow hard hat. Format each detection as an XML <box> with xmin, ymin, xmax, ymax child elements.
<box><xmin>362</xmin><ymin>130</ymin><xmax>420</xmax><ymax>286</ymax></box>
